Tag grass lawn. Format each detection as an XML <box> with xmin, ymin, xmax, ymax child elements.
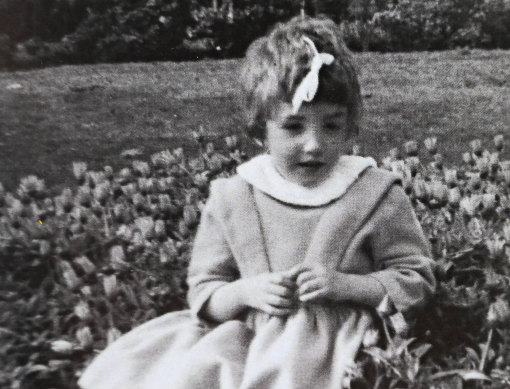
<box><xmin>0</xmin><ymin>50</ymin><xmax>509</xmax><ymax>193</ymax></box>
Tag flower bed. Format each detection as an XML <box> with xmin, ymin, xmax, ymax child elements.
<box><xmin>1</xmin><ymin>132</ymin><xmax>510</xmax><ymax>388</ymax></box>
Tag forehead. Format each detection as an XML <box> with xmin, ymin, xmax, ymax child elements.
<box><xmin>271</xmin><ymin>102</ymin><xmax>347</xmax><ymax>121</ymax></box>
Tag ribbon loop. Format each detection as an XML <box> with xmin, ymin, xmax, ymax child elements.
<box><xmin>291</xmin><ymin>37</ymin><xmax>335</xmax><ymax>114</ymax></box>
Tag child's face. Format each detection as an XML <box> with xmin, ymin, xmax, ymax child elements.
<box><xmin>266</xmin><ymin>102</ymin><xmax>352</xmax><ymax>188</ymax></box>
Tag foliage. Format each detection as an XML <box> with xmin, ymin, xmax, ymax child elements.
<box><xmin>343</xmin><ymin>0</ymin><xmax>510</xmax><ymax>52</ymax></box>
<box><xmin>1</xmin><ymin>0</ymin><xmax>510</xmax><ymax>69</ymax></box>
<box><xmin>2</xmin><ymin>130</ymin><xmax>510</xmax><ymax>387</ymax></box>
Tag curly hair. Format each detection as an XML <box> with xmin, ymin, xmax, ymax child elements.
<box><xmin>239</xmin><ymin>15</ymin><xmax>362</xmax><ymax>141</ymax></box>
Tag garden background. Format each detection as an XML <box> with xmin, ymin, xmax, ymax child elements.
<box><xmin>1</xmin><ymin>1</ymin><xmax>510</xmax><ymax>388</ymax></box>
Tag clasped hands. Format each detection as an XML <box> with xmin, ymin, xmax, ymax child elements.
<box><xmin>241</xmin><ymin>264</ymin><xmax>346</xmax><ymax>316</ymax></box>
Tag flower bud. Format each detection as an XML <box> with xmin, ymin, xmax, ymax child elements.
<box><xmin>103</xmin><ymin>274</ymin><xmax>118</xmax><ymax>297</ymax></box>
<box><xmin>132</xmin><ymin>160</ymin><xmax>150</xmax><ymax>177</ymax></box>
<box><xmin>447</xmin><ymin>187</ymin><xmax>461</xmax><ymax>206</ymax></box>
<box><xmin>470</xmin><ymin>139</ymin><xmax>483</xmax><ymax>156</ymax></box>
<box><xmin>362</xmin><ymin>328</ymin><xmax>380</xmax><ymax>348</ymax></box>
<box><xmin>487</xmin><ymin>298</ymin><xmax>510</xmax><ymax>328</ymax></box>
<box><xmin>501</xmin><ymin>161</ymin><xmax>510</xmax><ymax>184</ymax></box>
<box><xmin>431</xmin><ymin>181</ymin><xmax>448</xmax><ymax>203</ymax></box>
<box><xmin>76</xmin><ymin>186</ymin><xmax>92</xmax><ymax>207</ymax></box>
<box><xmin>173</xmin><ymin>147</ymin><xmax>185</xmax><ymax>161</ymax></box>
<box><xmin>137</xmin><ymin>177</ymin><xmax>155</xmax><ymax>195</ymax></box>
<box><xmin>39</xmin><ymin>240</ymin><xmax>52</xmax><ymax>256</ymax></box>
<box><xmin>476</xmin><ymin>156</ymin><xmax>490</xmax><ymax>177</ymax></box>
<box><xmin>110</xmin><ymin>245</ymin><xmax>129</xmax><ymax>270</ymax></box>
<box><xmin>74</xmin><ymin>300</ymin><xmax>92</xmax><ymax>320</ymax></box>
<box><xmin>154</xmin><ymin>220</ymin><xmax>166</xmax><ymax>240</ymax></box>
<box><xmin>225</xmin><ymin>135</ymin><xmax>239</xmax><ymax>151</ymax></box>
<box><xmin>486</xmin><ymin>238</ymin><xmax>505</xmax><ymax>258</ymax></box>
<box><xmin>76</xmin><ymin>326</ymin><xmax>93</xmax><ymax>348</ymax></box>
<box><xmin>404</xmin><ymin>140</ymin><xmax>418</xmax><ymax>157</ymax></box>
<box><xmin>462</xmin><ymin>152</ymin><xmax>473</xmax><ymax>165</ymax></box>
<box><xmin>118</xmin><ymin>167</ymin><xmax>133</xmax><ymax>184</ymax></box>
<box><xmin>107</xmin><ymin>327</ymin><xmax>122</xmax><ymax>344</ymax></box>
<box><xmin>460</xmin><ymin>195</ymin><xmax>480</xmax><ymax>217</ymax></box>
<box><xmin>405</xmin><ymin>156</ymin><xmax>420</xmax><ymax>175</ymax></box>
<box><xmin>424</xmin><ymin>136</ymin><xmax>437</xmax><ymax>154</ymax></box>
<box><xmin>380</xmin><ymin>156</ymin><xmax>392</xmax><ymax>170</ymax></box>
<box><xmin>433</xmin><ymin>153</ymin><xmax>444</xmax><ymax>169</ymax></box>
<box><xmin>51</xmin><ymin>340</ymin><xmax>74</xmax><ymax>355</ymax></box>
<box><xmin>443</xmin><ymin>169</ymin><xmax>457</xmax><ymax>187</ymax></box>
<box><xmin>412</xmin><ymin>178</ymin><xmax>428</xmax><ymax>201</ymax></box>
<box><xmin>183</xmin><ymin>205</ymin><xmax>199</xmax><ymax>228</ymax></box>
<box><xmin>389</xmin><ymin>147</ymin><xmax>400</xmax><ymax>160</ymax></box>
<box><xmin>482</xmin><ymin>193</ymin><xmax>496</xmax><ymax>210</ymax></box>
<box><xmin>132</xmin><ymin>230</ymin><xmax>145</xmax><ymax>249</ymax></box>
<box><xmin>74</xmin><ymin>255</ymin><xmax>96</xmax><ymax>274</ymax></box>
<box><xmin>80</xmin><ymin>286</ymin><xmax>92</xmax><ymax>296</ymax></box>
<box><xmin>389</xmin><ymin>312</ymin><xmax>409</xmax><ymax>336</ymax></box>
<box><xmin>59</xmin><ymin>261</ymin><xmax>80</xmax><ymax>289</ymax></box>
<box><xmin>494</xmin><ymin>134</ymin><xmax>504</xmax><ymax>151</ymax></box>
<box><xmin>135</xmin><ymin>216</ymin><xmax>154</xmax><ymax>239</ymax></box>
<box><xmin>467</xmin><ymin>173</ymin><xmax>482</xmax><ymax>191</ymax></box>
<box><xmin>93</xmin><ymin>182</ymin><xmax>110</xmax><ymax>204</ymax></box>
<box><xmin>73</xmin><ymin>162</ymin><xmax>88</xmax><ymax>182</ymax></box>
<box><xmin>104</xmin><ymin>165</ymin><xmax>114</xmax><ymax>180</ymax></box>
<box><xmin>503</xmin><ymin>222</ymin><xmax>510</xmax><ymax>243</ymax></box>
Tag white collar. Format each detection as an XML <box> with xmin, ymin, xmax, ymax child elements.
<box><xmin>237</xmin><ymin>154</ymin><xmax>377</xmax><ymax>207</ymax></box>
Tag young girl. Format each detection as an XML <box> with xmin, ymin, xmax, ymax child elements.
<box><xmin>79</xmin><ymin>15</ymin><xmax>436</xmax><ymax>389</ymax></box>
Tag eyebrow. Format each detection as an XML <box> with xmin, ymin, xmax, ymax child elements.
<box><xmin>324</xmin><ymin>111</ymin><xmax>347</xmax><ymax>119</ymax></box>
<box><xmin>284</xmin><ymin>115</ymin><xmax>305</xmax><ymax>121</ymax></box>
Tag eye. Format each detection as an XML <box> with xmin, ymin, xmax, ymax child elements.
<box><xmin>323</xmin><ymin>122</ymin><xmax>341</xmax><ymax>131</ymax></box>
<box><xmin>283</xmin><ymin>122</ymin><xmax>304</xmax><ymax>132</ymax></box>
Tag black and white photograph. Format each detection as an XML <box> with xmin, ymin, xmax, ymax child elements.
<box><xmin>1</xmin><ymin>1</ymin><xmax>510</xmax><ymax>388</ymax></box>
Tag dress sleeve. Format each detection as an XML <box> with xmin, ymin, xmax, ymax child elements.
<box><xmin>186</xmin><ymin>180</ymin><xmax>240</xmax><ymax>318</ymax></box>
<box><xmin>367</xmin><ymin>184</ymin><xmax>436</xmax><ymax>312</ymax></box>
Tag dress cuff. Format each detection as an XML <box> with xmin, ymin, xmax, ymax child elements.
<box><xmin>189</xmin><ymin>281</ymin><xmax>230</xmax><ymax>319</ymax></box>
<box><xmin>367</xmin><ymin>271</ymin><xmax>427</xmax><ymax>313</ymax></box>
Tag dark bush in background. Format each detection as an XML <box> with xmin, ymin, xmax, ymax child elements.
<box><xmin>1</xmin><ymin>0</ymin><xmax>509</xmax><ymax>69</ymax></box>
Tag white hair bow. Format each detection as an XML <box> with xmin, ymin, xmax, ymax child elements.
<box><xmin>291</xmin><ymin>36</ymin><xmax>335</xmax><ymax>114</ymax></box>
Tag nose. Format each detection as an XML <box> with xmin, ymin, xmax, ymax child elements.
<box><xmin>302</xmin><ymin>130</ymin><xmax>322</xmax><ymax>155</ymax></box>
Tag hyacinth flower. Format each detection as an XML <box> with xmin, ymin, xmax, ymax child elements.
<box><xmin>470</xmin><ymin>139</ymin><xmax>483</xmax><ymax>157</ymax></box>
<box><xmin>501</xmin><ymin>161</ymin><xmax>510</xmax><ymax>184</ymax></box>
<box><xmin>447</xmin><ymin>187</ymin><xmax>461</xmax><ymax>207</ymax></box>
<box><xmin>404</xmin><ymin>140</ymin><xmax>418</xmax><ymax>157</ymax></box>
<box><xmin>494</xmin><ymin>134</ymin><xmax>505</xmax><ymax>151</ymax></box>
<box><xmin>132</xmin><ymin>160</ymin><xmax>151</xmax><ymax>178</ymax></box>
<box><xmin>17</xmin><ymin>175</ymin><xmax>47</xmax><ymax>202</ymax></box>
<box><xmin>462</xmin><ymin>151</ymin><xmax>474</xmax><ymax>166</ymax></box>
<box><xmin>73</xmin><ymin>162</ymin><xmax>88</xmax><ymax>184</ymax></box>
<box><xmin>443</xmin><ymin>168</ymin><xmax>458</xmax><ymax>188</ymax></box>
<box><xmin>424</xmin><ymin>136</ymin><xmax>438</xmax><ymax>155</ymax></box>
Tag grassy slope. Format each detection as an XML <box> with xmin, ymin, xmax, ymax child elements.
<box><xmin>0</xmin><ymin>50</ymin><xmax>509</xmax><ymax>193</ymax></box>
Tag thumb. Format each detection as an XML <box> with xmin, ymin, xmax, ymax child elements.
<box><xmin>283</xmin><ymin>265</ymin><xmax>303</xmax><ymax>280</ymax></box>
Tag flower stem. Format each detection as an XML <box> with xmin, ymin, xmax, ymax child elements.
<box><xmin>479</xmin><ymin>328</ymin><xmax>493</xmax><ymax>372</ymax></box>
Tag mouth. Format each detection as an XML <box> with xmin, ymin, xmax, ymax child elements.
<box><xmin>298</xmin><ymin>161</ymin><xmax>326</xmax><ymax>169</ymax></box>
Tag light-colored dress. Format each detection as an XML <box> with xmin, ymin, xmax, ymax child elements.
<box><xmin>78</xmin><ymin>155</ymin><xmax>436</xmax><ymax>389</ymax></box>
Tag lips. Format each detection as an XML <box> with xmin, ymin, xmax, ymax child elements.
<box><xmin>298</xmin><ymin>161</ymin><xmax>326</xmax><ymax>168</ymax></box>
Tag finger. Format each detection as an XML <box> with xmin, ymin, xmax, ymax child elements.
<box><xmin>262</xmin><ymin>305</ymin><xmax>294</xmax><ymax>316</ymax></box>
<box><xmin>299</xmin><ymin>289</ymin><xmax>325</xmax><ymax>302</ymax></box>
<box><xmin>282</xmin><ymin>265</ymin><xmax>303</xmax><ymax>280</ymax></box>
<box><xmin>296</xmin><ymin>271</ymin><xmax>315</xmax><ymax>287</ymax></box>
<box><xmin>269</xmin><ymin>284</ymin><xmax>294</xmax><ymax>298</ymax></box>
<box><xmin>266</xmin><ymin>294</ymin><xmax>294</xmax><ymax>308</ymax></box>
<box><xmin>298</xmin><ymin>279</ymin><xmax>321</xmax><ymax>296</ymax></box>
<box><xmin>271</xmin><ymin>274</ymin><xmax>295</xmax><ymax>289</ymax></box>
